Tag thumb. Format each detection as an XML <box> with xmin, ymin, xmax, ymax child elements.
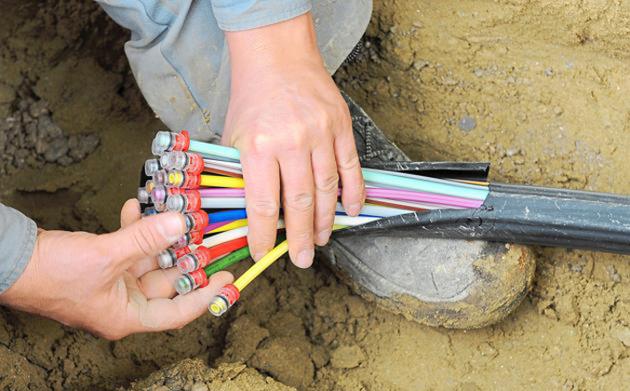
<box><xmin>120</xmin><ymin>198</ymin><xmax>142</xmax><ymax>228</ymax></box>
<box><xmin>100</xmin><ymin>212</ymin><xmax>186</xmax><ymax>272</ymax></box>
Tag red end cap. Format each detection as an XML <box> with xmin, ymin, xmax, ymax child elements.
<box><xmin>184</xmin><ymin>189</ymin><xmax>201</xmax><ymax>196</ymax></box>
<box><xmin>174</xmin><ymin>246</ymin><xmax>192</xmax><ymax>258</ymax></box>
<box><xmin>182</xmin><ymin>173</ymin><xmax>201</xmax><ymax>189</ymax></box>
<box><xmin>190</xmin><ymin>230</ymin><xmax>204</xmax><ymax>245</ymax></box>
<box><xmin>187</xmin><ymin>153</ymin><xmax>205</xmax><ymax>175</ymax></box>
<box><xmin>219</xmin><ymin>284</ymin><xmax>240</xmax><ymax>305</ymax></box>
<box><xmin>192</xmin><ymin>246</ymin><xmax>213</xmax><ymax>268</ymax></box>
<box><xmin>174</xmin><ymin>130</ymin><xmax>191</xmax><ymax>151</ymax></box>
<box><xmin>189</xmin><ymin>269</ymin><xmax>208</xmax><ymax>288</ymax></box>
<box><xmin>184</xmin><ymin>191</ymin><xmax>202</xmax><ymax>212</ymax></box>
<box><xmin>197</xmin><ymin>210</ymin><xmax>209</xmax><ymax>229</ymax></box>
<box><xmin>186</xmin><ymin>210</ymin><xmax>209</xmax><ymax>231</ymax></box>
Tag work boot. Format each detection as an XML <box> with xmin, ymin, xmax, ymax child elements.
<box><xmin>319</xmin><ymin>93</ymin><xmax>537</xmax><ymax>329</ymax></box>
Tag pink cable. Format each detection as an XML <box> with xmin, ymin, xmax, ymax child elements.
<box><xmin>365</xmin><ymin>188</ymin><xmax>483</xmax><ymax>208</ymax></box>
<box><xmin>199</xmin><ymin>188</ymin><xmax>244</xmax><ymax>197</ymax></box>
<box><xmin>197</xmin><ymin>186</ymin><xmax>482</xmax><ymax>208</ymax></box>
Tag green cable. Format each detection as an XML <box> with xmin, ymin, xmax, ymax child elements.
<box><xmin>204</xmin><ymin>246</ymin><xmax>251</xmax><ymax>277</ymax></box>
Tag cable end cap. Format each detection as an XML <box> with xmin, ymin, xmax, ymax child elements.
<box><xmin>208</xmin><ymin>284</ymin><xmax>240</xmax><ymax>317</ymax></box>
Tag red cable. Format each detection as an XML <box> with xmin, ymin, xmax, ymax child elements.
<box><xmin>208</xmin><ymin>236</ymin><xmax>248</xmax><ymax>260</ymax></box>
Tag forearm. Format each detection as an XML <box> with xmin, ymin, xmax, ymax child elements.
<box><xmin>0</xmin><ymin>204</ymin><xmax>37</xmax><ymax>293</ymax></box>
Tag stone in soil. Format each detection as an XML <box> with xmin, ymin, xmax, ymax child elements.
<box><xmin>0</xmin><ymin>97</ymin><xmax>100</xmax><ymax>174</ymax></box>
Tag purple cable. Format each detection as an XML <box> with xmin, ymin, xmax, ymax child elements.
<box><xmin>204</xmin><ymin>220</ymin><xmax>233</xmax><ymax>233</ymax></box>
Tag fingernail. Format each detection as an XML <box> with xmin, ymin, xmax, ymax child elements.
<box><xmin>347</xmin><ymin>203</ymin><xmax>362</xmax><ymax>216</ymax></box>
<box><xmin>158</xmin><ymin>213</ymin><xmax>186</xmax><ymax>243</ymax></box>
<box><xmin>295</xmin><ymin>249</ymin><xmax>314</xmax><ymax>268</ymax></box>
<box><xmin>317</xmin><ymin>229</ymin><xmax>332</xmax><ymax>245</ymax></box>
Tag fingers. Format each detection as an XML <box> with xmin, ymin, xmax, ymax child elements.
<box><xmin>240</xmin><ymin>148</ymin><xmax>280</xmax><ymax>261</ymax></box>
<box><xmin>119</xmin><ymin>199</ymin><xmax>160</xmax><ymax>277</ymax></box>
<box><xmin>279</xmin><ymin>152</ymin><xmax>315</xmax><ymax>268</ymax></box>
<box><xmin>100</xmin><ymin>212</ymin><xmax>186</xmax><ymax>273</ymax></box>
<box><xmin>312</xmin><ymin>146</ymin><xmax>338</xmax><ymax>246</ymax></box>
<box><xmin>130</xmin><ymin>271</ymin><xmax>234</xmax><ymax>332</ymax></box>
<box><xmin>138</xmin><ymin>268</ymin><xmax>181</xmax><ymax>299</ymax></box>
<box><xmin>120</xmin><ymin>199</ymin><xmax>141</xmax><ymax>228</ymax></box>
<box><xmin>127</xmin><ymin>256</ymin><xmax>159</xmax><ymax>278</ymax></box>
<box><xmin>334</xmin><ymin>114</ymin><xmax>365</xmax><ymax>216</ymax></box>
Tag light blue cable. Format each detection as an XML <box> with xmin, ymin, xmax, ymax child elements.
<box><xmin>362</xmin><ymin>168</ymin><xmax>488</xmax><ymax>200</ymax></box>
<box><xmin>381</xmin><ymin>169</ymin><xmax>485</xmax><ymax>190</ymax></box>
<box><xmin>189</xmin><ymin>140</ymin><xmax>241</xmax><ymax>161</ymax></box>
<box><xmin>187</xmin><ymin>140</ymin><xmax>489</xmax><ymax>201</ymax></box>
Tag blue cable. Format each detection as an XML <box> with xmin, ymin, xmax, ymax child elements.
<box><xmin>209</xmin><ymin>209</ymin><xmax>247</xmax><ymax>223</ymax></box>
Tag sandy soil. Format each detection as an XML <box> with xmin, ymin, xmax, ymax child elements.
<box><xmin>0</xmin><ymin>0</ymin><xmax>628</xmax><ymax>390</ymax></box>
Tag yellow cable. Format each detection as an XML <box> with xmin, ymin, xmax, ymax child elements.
<box><xmin>200</xmin><ymin>175</ymin><xmax>244</xmax><ymax>188</ymax></box>
<box><xmin>233</xmin><ymin>225</ymin><xmax>348</xmax><ymax>292</ymax></box>
<box><xmin>234</xmin><ymin>240</ymin><xmax>288</xmax><ymax>291</ymax></box>
<box><xmin>209</xmin><ymin>219</ymin><xmax>248</xmax><ymax>233</ymax></box>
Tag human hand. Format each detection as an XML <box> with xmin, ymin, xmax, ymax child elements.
<box><xmin>0</xmin><ymin>199</ymin><xmax>233</xmax><ymax>340</ymax></box>
<box><xmin>222</xmin><ymin>13</ymin><xmax>365</xmax><ymax>268</ymax></box>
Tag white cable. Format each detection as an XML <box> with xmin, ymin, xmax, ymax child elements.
<box><xmin>201</xmin><ymin>220</ymin><xmax>285</xmax><ymax>248</ymax></box>
<box><xmin>335</xmin><ymin>202</ymin><xmax>410</xmax><ymax>217</ymax></box>
<box><xmin>200</xmin><ymin>197</ymin><xmax>246</xmax><ymax>209</ymax></box>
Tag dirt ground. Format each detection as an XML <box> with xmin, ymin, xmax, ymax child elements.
<box><xmin>0</xmin><ymin>0</ymin><xmax>628</xmax><ymax>390</ymax></box>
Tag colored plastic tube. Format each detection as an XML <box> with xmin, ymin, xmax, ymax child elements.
<box><xmin>189</xmin><ymin>140</ymin><xmax>241</xmax><ymax>161</ymax></box>
<box><xmin>365</xmin><ymin>188</ymin><xmax>484</xmax><ymax>208</ymax></box>
<box><xmin>199</xmin><ymin>175</ymin><xmax>244</xmax><ymax>188</ymax></box>
<box><xmin>209</xmin><ymin>209</ymin><xmax>247</xmax><ymax>223</ymax></box>
<box><xmin>199</xmin><ymin>188</ymin><xmax>244</xmax><ymax>197</ymax></box>
<box><xmin>200</xmin><ymin>197</ymin><xmax>246</xmax><ymax>209</ymax></box>
<box><xmin>362</xmin><ymin>168</ymin><xmax>488</xmax><ymax>201</ymax></box>
<box><xmin>204</xmin><ymin>246</ymin><xmax>251</xmax><ymax>277</ymax></box>
<box><xmin>183</xmin><ymin>138</ymin><xmax>490</xmax><ymax>201</ymax></box>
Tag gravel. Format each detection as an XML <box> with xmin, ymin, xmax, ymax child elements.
<box><xmin>0</xmin><ymin>98</ymin><xmax>100</xmax><ymax>175</ymax></box>
<box><xmin>458</xmin><ymin>116</ymin><xmax>477</xmax><ymax>132</ymax></box>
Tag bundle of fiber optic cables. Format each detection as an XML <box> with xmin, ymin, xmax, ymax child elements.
<box><xmin>137</xmin><ymin>130</ymin><xmax>490</xmax><ymax>316</ymax></box>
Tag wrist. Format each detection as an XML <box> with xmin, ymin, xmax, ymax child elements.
<box><xmin>0</xmin><ymin>206</ymin><xmax>38</xmax><ymax>298</ymax></box>
<box><xmin>226</xmin><ymin>13</ymin><xmax>323</xmax><ymax>83</ymax></box>
<box><xmin>0</xmin><ymin>229</ymin><xmax>43</xmax><ymax>309</ymax></box>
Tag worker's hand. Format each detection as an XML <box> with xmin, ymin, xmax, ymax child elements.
<box><xmin>0</xmin><ymin>199</ymin><xmax>232</xmax><ymax>340</ymax></box>
<box><xmin>222</xmin><ymin>13</ymin><xmax>365</xmax><ymax>268</ymax></box>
